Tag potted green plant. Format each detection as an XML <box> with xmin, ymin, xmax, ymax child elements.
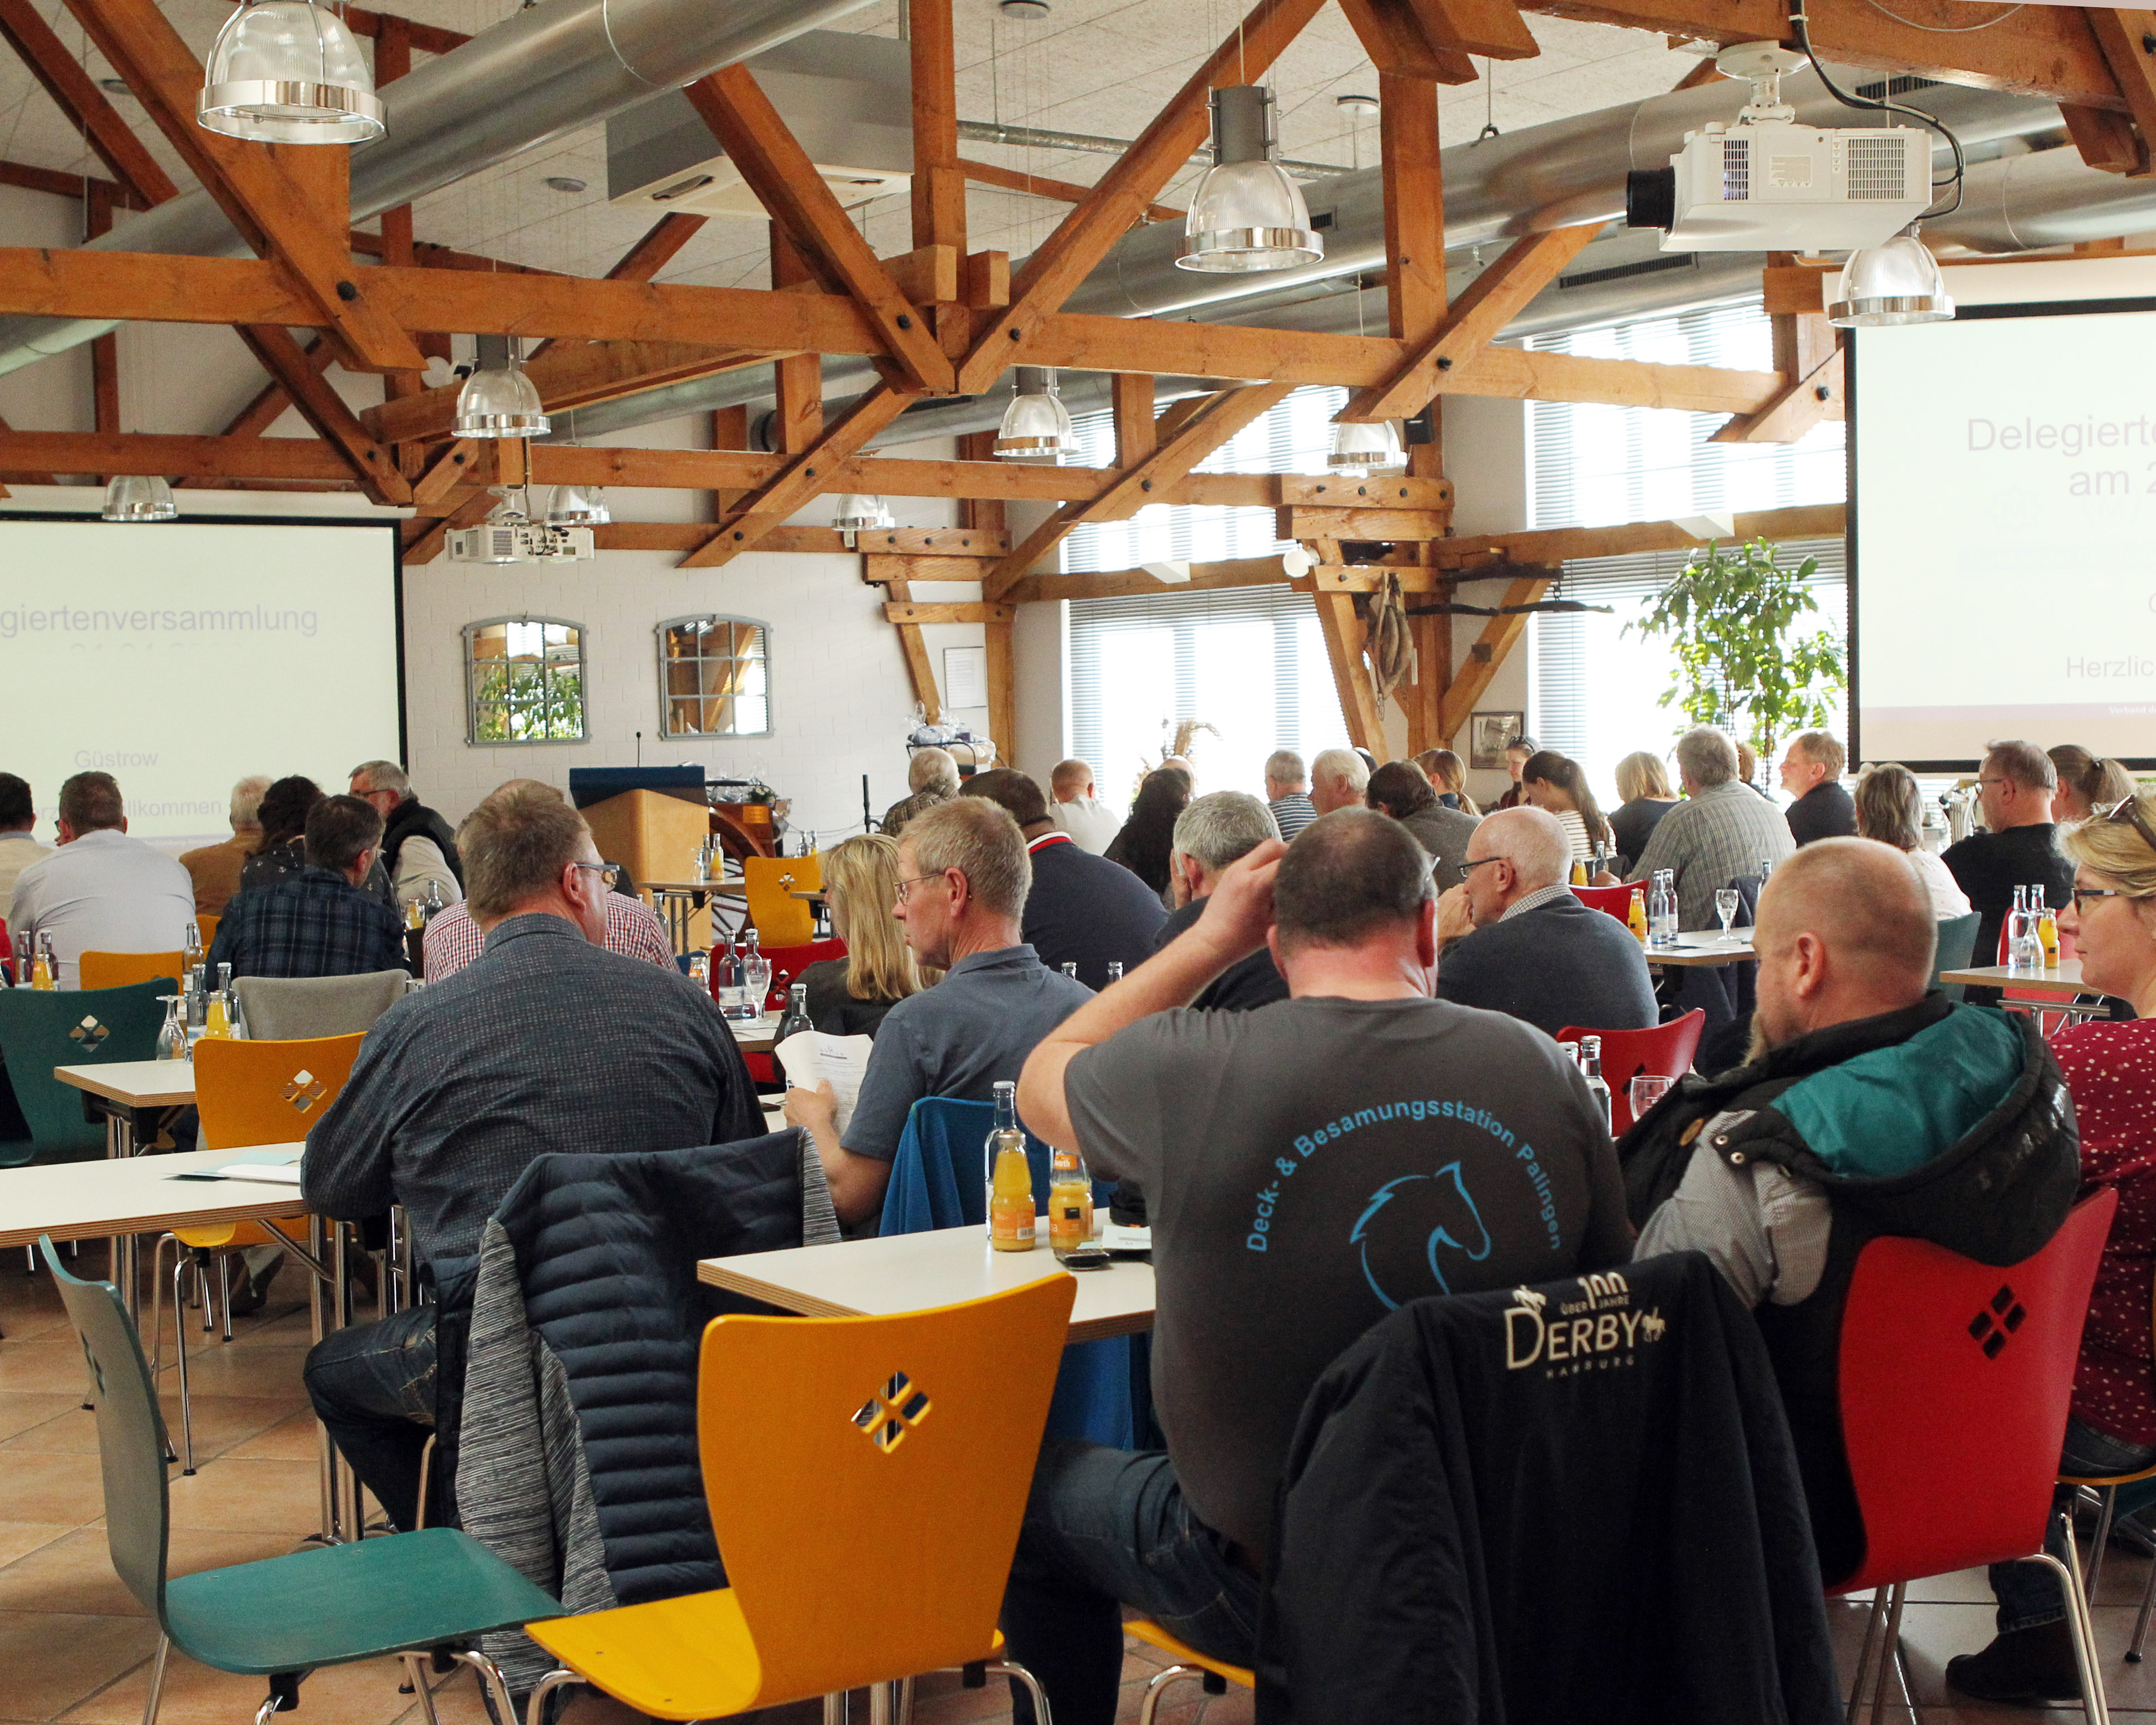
<box><xmin>1624</xmin><ymin>537</ymin><xmax>1846</xmax><ymax>764</ymax></box>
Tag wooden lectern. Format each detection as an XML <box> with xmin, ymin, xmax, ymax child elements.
<box><xmin>582</xmin><ymin>788</ymin><xmax>713</xmax><ymax>895</ymax></box>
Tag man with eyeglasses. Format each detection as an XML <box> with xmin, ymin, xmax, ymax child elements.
<box><xmin>1433</xmin><ymin>806</ymin><xmax>1657</xmax><ymax>1037</ymax></box>
<box><xmin>1942</xmin><ymin>739</ymin><xmax>2077</xmax><ymax>1004</ymax></box>
<box><xmin>787</xmin><ymin>796</ymin><xmax>1090</xmax><ymax>1229</ymax></box>
<box><xmin>302</xmin><ymin>782</ymin><xmax>761</xmax><ymax>1532</ymax></box>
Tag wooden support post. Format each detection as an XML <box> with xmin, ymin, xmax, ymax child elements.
<box><xmin>1313</xmin><ymin>590</ymin><xmax>1386</xmax><ymax>754</ymax></box>
<box><xmin>1113</xmin><ymin>374</ymin><xmax>1157</xmax><ymax>468</ymax></box>
<box><xmin>986</xmin><ymin>613</ymin><xmax>1017</xmax><ymax>766</ymax></box>
<box><xmin>771</xmin><ymin>226</ymin><xmax>824</xmax><ymax>455</ymax></box>
<box><xmin>959</xmin><ymin>159</ymin><xmax>1183</xmax><ymax>224</ymax></box>
<box><xmin>87</xmin><ymin>182</ymin><xmax>119</xmax><ymax>482</ymax></box>
<box><xmin>955</xmin><ymin>430</ymin><xmax>1006</xmax><ymax>536</ymax></box>
<box><xmin>1438</xmin><ymin>567</ymin><xmax>1557</xmax><ymax>739</ymax></box>
<box><xmin>373</xmin><ymin>12</ymin><xmax>421</xmax><ymax>422</ymax></box>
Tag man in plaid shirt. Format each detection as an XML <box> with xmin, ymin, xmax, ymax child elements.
<box><xmin>208</xmin><ymin>794</ymin><xmax>406</xmax><ymax>980</ymax></box>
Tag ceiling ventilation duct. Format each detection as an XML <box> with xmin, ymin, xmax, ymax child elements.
<box><xmin>604</xmin><ymin>31</ymin><xmax>912</xmax><ymax>219</ymax></box>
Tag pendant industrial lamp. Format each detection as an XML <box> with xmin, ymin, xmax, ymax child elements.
<box><xmin>198</xmin><ymin>0</ymin><xmax>384</xmax><ymax>144</ymax></box>
<box><xmin>101</xmin><ymin>475</ymin><xmax>178</xmax><ymax>522</ymax></box>
<box><xmin>994</xmin><ymin>367</ymin><xmax>1076</xmax><ymax>463</ymax></box>
<box><xmin>545</xmin><ymin>483</ymin><xmax>610</xmax><ymax>527</ymax></box>
<box><xmin>1827</xmin><ymin>226</ymin><xmax>1954</xmax><ymax>327</ymax></box>
<box><xmin>1327</xmin><ymin>419</ymin><xmax>1404</xmax><ymax>476</ymax></box>
<box><xmin>1177</xmin><ymin>86</ymin><xmax>1322</xmax><ymax>274</ymax></box>
<box><xmin>831</xmin><ymin>494</ymin><xmax>895</xmax><ymax>552</ymax></box>
<box><xmin>453</xmin><ymin>342</ymin><xmax>550</xmax><ymax>439</ymax></box>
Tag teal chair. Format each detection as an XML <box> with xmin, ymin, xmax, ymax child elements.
<box><xmin>0</xmin><ymin>979</ymin><xmax>170</xmax><ymax>1165</ymax></box>
<box><xmin>1932</xmin><ymin>910</ymin><xmax>1983</xmax><ymax>1004</ymax></box>
<box><xmin>39</xmin><ymin>1238</ymin><xmax>564</xmax><ymax>1725</ymax></box>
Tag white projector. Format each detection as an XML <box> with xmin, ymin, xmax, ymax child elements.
<box><xmin>1626</xmin><ymin>43</ymin><xmax>1932</xmax><ymax>252</ymax></box>
<box><xmin>446</xmin><ymin>516</ymin><xmax>595</xmax><ymax>566</ymax></box>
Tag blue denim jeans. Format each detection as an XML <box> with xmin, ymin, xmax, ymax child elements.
<box><xmin>302</xmin><ymin>1304</ymin><xmax>437</xmax><ymax>1533</ymax></box>
<box><xmin>999</xmin><ymin>1441</ymin><xmax>1262</xmax><ymax>1725</ymax></box>
<box><xmin>1990</xmin><ymin>1415</ymin><xmax>2156</xmax><ymax>1633</ymax></box>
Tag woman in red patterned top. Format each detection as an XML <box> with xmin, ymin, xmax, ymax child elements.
<box><xmin>1953</xmin><ymin>791</ymin><xmax>2156</xmax><ymax>1705</ymax></box>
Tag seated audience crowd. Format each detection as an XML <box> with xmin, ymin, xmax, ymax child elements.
<box><xmin>13</xmin><ymin>720</ymin><xmax>2148</xmax><ymax>1720</ymax></box>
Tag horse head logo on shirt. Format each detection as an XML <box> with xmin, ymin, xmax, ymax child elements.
<box><xmin>1349</xmin><ymin>1162</ymin><xmax>1492</xmax><ymax>1311</ymax></box>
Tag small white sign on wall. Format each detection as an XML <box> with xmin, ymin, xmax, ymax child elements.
<box><xmin>943</xmin><ymin>644</ymin><xmax>988</xmax><ymax>710</ymax></box>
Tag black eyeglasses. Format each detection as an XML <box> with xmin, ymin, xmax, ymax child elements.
<box><xmin>570</xmin><ymin>861</ymin><xmax>622</xmax><ymax>889</ymax></box>
<box><xmin>1460</xmin><ymin>856</ymin><xmax>1505</xmax><ymax>873</ymax></box>
<box><xmin>2072</xmin><ymin>885</ymin><xmax>2135</xmax><ymax>912</ymax></box>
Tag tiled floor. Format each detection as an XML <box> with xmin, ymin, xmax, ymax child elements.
<box><xmin>6</xmin><ymin>1247</ymin><xmax>2156</xmax><ymax>1725</ymax></box>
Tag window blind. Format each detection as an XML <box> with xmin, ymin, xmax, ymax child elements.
<box><xmin>1069</xmin><ymin>581</ymin><xmax>1350</xmax><ymax>801</ymax></box>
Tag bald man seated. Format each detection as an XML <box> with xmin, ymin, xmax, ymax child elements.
<box><xmin>1433</xmin><ymin>806</ymin><xmax>1656</xmax><ymax>1037</ymax></box>
<box><xmin>1625</xmin><ymin>837</ymin><xmax>2080</xmax><ymax>1588</ymax></box>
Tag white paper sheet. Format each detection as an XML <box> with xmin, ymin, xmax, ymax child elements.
<box><xmin>774</xmin><ymin>1030</ymin><xmax>876</xmax><ymax>1136</ymax></box>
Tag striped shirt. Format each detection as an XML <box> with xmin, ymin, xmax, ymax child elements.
<box><xmin>1268</xmin><ymin>792</ymin><xmax>1318</xmax><ymax>842</ymax></box>
<box><xmin>423</xmin><ymin>894</ymin><xmax>673</xmax><ymax>982</ymax></box>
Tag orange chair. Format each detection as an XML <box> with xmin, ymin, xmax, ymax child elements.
<box><xmin>1555</xmin><ymin>1011</ymin><xmax>1705</xmax><ymax>1134</ymax></box>
<box><xmin>524</xmin><ymin>1277</ymin><xmax>1075</xmax><ymax>1724</ymax></box>
<box><xmin>195</xmin><ymin>913</ymin><xmax>219</xmax><ymax>950</ymax></box>
<box><xmin>149</xmin><ymin>1033</ymin><xmax>365</xmax><ymax>1471</ymax></box>
<box><xmin>77</xmin><ymin>949</ymin><xmax>185</xmax><ymax>991</ymax></box>
<box><xmin>742</xmin><ymin>854</ymin><xmax>821</xmax><ymax>949</ymax></box>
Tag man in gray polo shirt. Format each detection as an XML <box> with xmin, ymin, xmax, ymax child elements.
<box><xmin>785</xmin><ymin>796</ymin><xmax>1091</xmax><ymax>1228</ymax></box>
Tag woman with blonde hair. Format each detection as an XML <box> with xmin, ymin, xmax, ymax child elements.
<box><xmin>793</xmin><ymin>833</ymin><xmax>920</xmax><ymax>1036</ymax></box>
<box><xmin>1609</xmin><ymin>751</ymin><xmax>1679</xmax><ymax>870</ymax></box>
<box><xmin>1853</xmin><ymin>763</ymin><xmax>1969</xmax><ymax>919</ymax></box>
<box><xmin>1414</xmin><ymin>748</ymin><xmax>1480</xmax><ymax>816</ymax></box>
<box><xmin>1954</xmin><ymin>792</ymin><xmax>2156</xmax><ymax>1701</ymax></box>
<box><xmin>2050</xmin><ymin>744</ymin><xmax>2139</xmax><ymax>824</ymax></box>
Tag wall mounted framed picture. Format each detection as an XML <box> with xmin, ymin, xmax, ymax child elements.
<box><xmin>1469</xmin><ymin>711</ymin><xmax>1527</xmax><ymax>771</ymax></box>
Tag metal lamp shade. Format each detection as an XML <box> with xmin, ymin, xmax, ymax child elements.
<box><xmin>1178</xmin><ymin>86</ymin><xmax>1321</xmax><ymax>275</ymax></box>
<box><xmin>1327</xmin><ymin>419</ymin><xmax>1403</xmax><ymax>476</ymax></box>
<box><xmin>101</xmin><ymin>475</ymin><xmax>178</xmax><ymax>522</ymax></box>
<box><xmin>831</xmin><ymin>493</ymin><xmax>895</xmax><ymax>531</ymax></box>
<box><xmin>993</xmin><ymin>367</ymin><xmax>1076</xmax><ymax>463</ymax></box>
<box><xmin>1829</xmin><ymin>231</ymin><xmax>1954</xmax><ymax>327</ymax></box>
<box><xmin>546</xmin><ymin>483</ymin><xmax>610</xmax><ymax>526</ymax></box>
<box><xmin>453</xmin><ymin>361</ymin><xmax>550</xmax><ymax>438</ymax></box>
<box><xmin>198</xmin><ymin>0</ymin><xmax>385</xmax><ymax>144</ymax></box>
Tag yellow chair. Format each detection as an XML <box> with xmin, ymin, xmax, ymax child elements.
<box><xmin>1125</xmin><ymin>1621</ymin><xmax>1254</xmax><ymax>1725</ymax></box>
<box><xmin>195</xmin><ymin>913</ymin><xmax>219</xmax><ymax>949</ymax></box>
<box><xmin>525</xmin><ymin>1275</ymin><xmax>1076</xmax><ymax>1723</ymax></box>
<box><xmin>77</xmin><ymin>949</ymin><xmax>185</xmax><ymax>991</ymax></box>
<box><xmin>742</xmin><ymin>854</ymin><xmax>821</xmax><ymax>949</ymax></box>
<box><xmin>150</xmin><ymin>1033</ymin><xmax>366</xmax><ymax>1471</ymax></box>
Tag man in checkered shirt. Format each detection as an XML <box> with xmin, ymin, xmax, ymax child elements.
<box><xmin>1628</xmin><ymin>727</ymin><xmax>1796</xmax><ymax>932</ymax></box>
<box><xmin>423</xmin><ymin>885</ymin><xmax>673</xmax><ymax>979</ymax></box>
<box><xmin>207</xmin><ymin>794</ymin><xmax>405</xmax><ymax>980</ymax></box>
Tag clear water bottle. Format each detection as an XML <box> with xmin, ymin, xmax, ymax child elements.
<box><xmin>1579</xmin><ymin>1035</ymin><xmax>1613</xmax><ymax>1135</ymax></box>
<box><xmin>1060</xmin><ymin>962</ymin><xmax>1078</xmax><ymax>979</ymax></box>
<box><xmin>2008</xmin><ymin>883</ymin><xmax>2041</xmax><ymax>973</ymax></box>
<box><xmin>1106</xmin><ymin>961</ymin><xmax>1124</xmax><ymax>984</ymax></box>
<box><xmin>774</xmin><ymin>983</ymin><xmax>814</xmax><ymax>1085</ymax></box>
<box><xmin>183</xmin><ymin>920</ymin><xmax>204</xmax><ymax>978</ymax></box>
<box><xmin>422</xmin><ymin>879</ymin><xmax>446</xmax><ymax>922</ymax></box>
<box><xmin>714</xmin><ymin>930</ymin><xmax>745</xmax><ymax>1019</ymax></box>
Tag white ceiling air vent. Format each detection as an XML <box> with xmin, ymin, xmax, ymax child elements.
<box><xmin>605</xmin><ymin>31</ymin><xmax>912</xmax><ymax>220</ymax></box>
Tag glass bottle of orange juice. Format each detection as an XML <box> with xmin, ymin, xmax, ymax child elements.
<box><xmin>1048</xmin><ymin>1143</ymin><xmax>1095</xmax><ymax>1258</ymax></box>
<box><xmin>1626</xmin><ymin>887</ymin><xmax>1649</xmax><ymax>945</ymax></box>
<box><xmin>2036</xmin><ymin>891</ymin><xmax>2061</xmax><ymax>967</ymax></box>
<box><xmin>31</xmin><ymin>933</ymin><xmax>55</xmax><ymax>991</ymax></box>
<box><xmin>986</xmin><ymin>1081</ymin><xmax>1036</xmax><ymax>1252</ymax></box>
<box><xmin>202</xmin><ymin>990</ymin><xmax>233</xmax><ymax>1041</ymax></box>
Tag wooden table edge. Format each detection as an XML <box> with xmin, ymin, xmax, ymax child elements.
<box><xmin>695</xmin><ymin>1258</ymin><xmax>1154</xmax><ymax>1342</ymax></box>
<box><xmin>52</xmin><ymin>1064</ymin><xmax>196</xmax><ymax>1106</ymax></box>
<box><xmin>0</xmin><ymin>1191</ymin><xmax>307</xmax><ymax>1250</ymax></box>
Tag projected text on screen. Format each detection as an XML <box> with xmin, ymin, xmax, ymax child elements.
<box><xmin>1853</xmin><ymin>303</ymin><xmax>2156</xmax><ymax>766</ymax></box>
<box><xmin>0</xmin><ymin>520</ymin><xmax>402</xmax><ymax>845</ymax></box>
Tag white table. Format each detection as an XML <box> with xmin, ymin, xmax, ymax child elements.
<box><xmin>1646</xmin><ymin>935</ymin><xmax>1757</xmax><ymax>969</ymax></box>
<box><xmin>699</xmin><ymin>1222</ymin><xmax>1157</xmax><ymax>1344</ymax></box>
<box><xmin>1941</xmin><ymin>960</ymin><xmax>2091</xmax><ymax>1001</ymax></box>
<box><xmin>53</xmin><ymin>1060</ymin><xmax>199</xmax><ymax>1309</ymax></box>
<box><xmin>0</xmin><ymin>1143</ymin><xmax>303</xmax><ymax>1249</ymax></box>
<box><xmin>724</xmin><ymin>1012</ymin><xmax>781</xmax><ymax>1055</ymax></box>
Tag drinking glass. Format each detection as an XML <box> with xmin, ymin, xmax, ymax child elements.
<box><xmin>1629</xmin><ymin>1075</ymin><xmax>1673</xmax><ymax>1119</ymax></box>
<box><xmin>1714</xmin><ymin>889</ymin><xmax>1741</xmax><ymax>942</ymax></box>
<box><xmin>154</xmin><ymin>995</ymin><xmax>188</xmax><ymax>1062</ymax></box>
<box><xmin>743</xmin><ymin>952</ymin><xmax>773</xmax><ymax>1016</ymax></box>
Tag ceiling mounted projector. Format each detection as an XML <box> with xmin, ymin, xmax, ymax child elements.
<box><xmin>1625</xmin><ymin>43</ymin><xmax>1930</xmax><ymax>252</ymax></box>
<box><xmin>447</xmin><ymin>489</ymin><xmax>596</xmax><ymax>565</ymax></box>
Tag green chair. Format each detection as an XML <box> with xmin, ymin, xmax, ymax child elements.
<box><xmin>0</xmin><ymin>979</ymin><xmax>170</xmax><ymax>1165</ymax></box>
<box><xmin>1932</xmin><ymin>910</ymin><xmax>1983</xmax><ymax>1004</ymax></box>
<box><xmin>39</xmin><ymin>1238</ymin><xmax>564</xmax><ymax>1725</ymax></box>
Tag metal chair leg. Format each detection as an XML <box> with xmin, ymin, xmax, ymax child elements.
<box><xmin>982</xmin><ymin>1660</ymin><xmax>1054</xmax><ymax>1725</ymax></box>
<box><xmin>1136</xmin><ymin>1667</ymin><xmax>1211</xmax><ymax>1725</ymax></box>
<box><xmin>399</xmin><ymin>1654</ymin><xmax>443</xmax><ymax>1725</ymax></box>
<box><xmin>148</xmin><ymin>1236</ymin><xmax>175</xmax><ymax>1378</ymax></box>
<box><xmin>444</xmin><ymin>1649</ymin><xmax>521</xmax><ymax>1725</ymax></box>
<box><xmin>139</xmin><ymin>1634</ymin><xmax>170</xmax><ymax>1725</ymax></box>
<box><xmin>822</xmin><ymin>1692</ymin><xmax>847</xmax><ymax>1725</ymax></box>
<box><xmin>1866</xmin><ymin>1582</ymin><xmax>1908</xmax><ymax>1725</ymax></box>
<box><xmin>414</xmin><ymin>1433</ymin><xmax>436</xmax><ymax>1531</ymax></box>
<box><xmin>197</xmin><ymin>1260</ymin><xmax>213</xmax><ymax>1333</ymax></box>
<box><xmin>218</xmin><ymin>1253</ymin><xmax>234</xmax><ymax>1342</ymax></box>
<box><xmin>522</xmin><ymin>1669</ymin><xmax>582</xmax><ymax>1725</ymax></box>
<box><xmin>1844</xmin><ymin>1591</ymin><xmax>1889</xmax><ymax>1723</ymax></box>
<box><xmin>2129</xmin><ymin>1543</ymin><xmax>2156</xmax><ymax>1662</ymax></box>
<box><xmin>2035</xmin><ymin>1511</ymin><xmax>2114</xmax><ymax>1725</ymax></box>
<box><xmin>170</xmin><ymin>1251</ymin><xmax>197</xmax><ymax>1474</ymax></box>
<box><xmin>2087</xmin><ymin>1485</ymin><xmax>2118</xmax><ymax>1604</ymax></box>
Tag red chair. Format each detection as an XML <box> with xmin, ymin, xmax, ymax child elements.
<box><xmin>1555</xmin><ymin>1010</ymin><xmax>1704</xmax><ymax>1134</ymax></box>
<box><xmin>758</xmin><ymin>938</ymin><xmax>847</xmax><ymax>1013</ymax></box>
<box><xmin>1571</xmin><ymin>883</ymin><xmax>1638</xmax><ymax>926</ymax></box>
<box><xmin>1994</xmin><ymin>921</ymin><xmax>2101</xmax><ymax>1033</ymax></box>
<box><xmin>1833</xmin><ymin>1190</ymin><xmax>2117</xmax><ymax>1723</ymax></box>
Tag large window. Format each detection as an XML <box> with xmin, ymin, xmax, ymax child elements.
<box><xmin>1070</xmin><ymin>584</ymin><xmax>1350</xmax><ymax>804</ymax></box>
<box><xmin>1062</xmin><ymin>386</ymin><xmax>1348</xmax><ymax>573</ymax></box>
<box><xmin>659</xmin><ymin>615</ymin><xmax>770</xmax><ymax>737</ymax></box>
<box><xmin>463</xmin><ymin>616</ymin><xmax>586</xmax><ymax>745</ymax></box>
<box><xmin>1526</xmin><ymin>301</ymin><xmax>1845</xmax><ymax>530</ymax></box>
<box><xmin>1532</xmin><ymin>538</ymin><xmax>1847</xmax><ymax>810</ymax></box>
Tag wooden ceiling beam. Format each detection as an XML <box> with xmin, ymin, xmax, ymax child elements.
<box><xmin>678</xmin><ymin>385</ymin><xmax>920</xmax><ymax>567</ymax></box>
<box><xmin>233</xmin><ymin>323</ymin><xmax>410</xmax><ymax>503</ymax></box>
<box><xmin>340</xmin><ymin>5</ymin><xmax>470</xmax><ymax>56</ymax></box>
<box><xmin>367</xmin><ymin>339</ymin><xmax>768</xmax><ymax>443</ymax></box>
<box><xmin>2085</xmin><ymin>9</ymin><xmax>2156</xmax><ymax>173</ymax></box>
<box><xmin>0</xmin><ymin>0</ymin><xmax>175</xmax><ymax>204</ymax></box>
<box><xmin>1525</xmin><ymin>0</ymin><xmax>2121</xmax><ymax>110</ymax></box>
<box><xmin>959</xmin><ymin>159</ymin><xmax>1182</xmax><ymax>224</ymax></box>
<box><xmin>0</xmin><ymin>429</ymin><xmax>352</xmax><ymax>481</ymax></box>
<box><xmin>62</xmin><ymin>0</ymin><xmax>424</xmax><ymax>373</ymax></box>
<box><xmin>682</xmin><ymin>66</ymin><xmax>953</xmax><ymax>394</ymax></box>
<box><xmin>1335</xmin><ymin>0</ymin><xmax>1480</xmax><ymax>82</ymax></box>
<box><xmin>0</xmin><ymin>158</ymin><xmax>147</xmax><ymax>209</ymax></box>
<box><xmin>984</xmin><ymin>382</ymin><xmax>1296</xmax><ymax>597</ymax></box>
<box><xmin>1341</xmin><ymin>221</ymin><xmax>1602</xmax><ymax>422</ymax></box>
<box><xmin>954</xmin><ymin>0</ymin><xmax>1332</xmax><ymax>396</ymax></box>
<box><xmin>175</xmin><ymin>334</ymin><xmax>336</xmax><ymax>487</ymax></box>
